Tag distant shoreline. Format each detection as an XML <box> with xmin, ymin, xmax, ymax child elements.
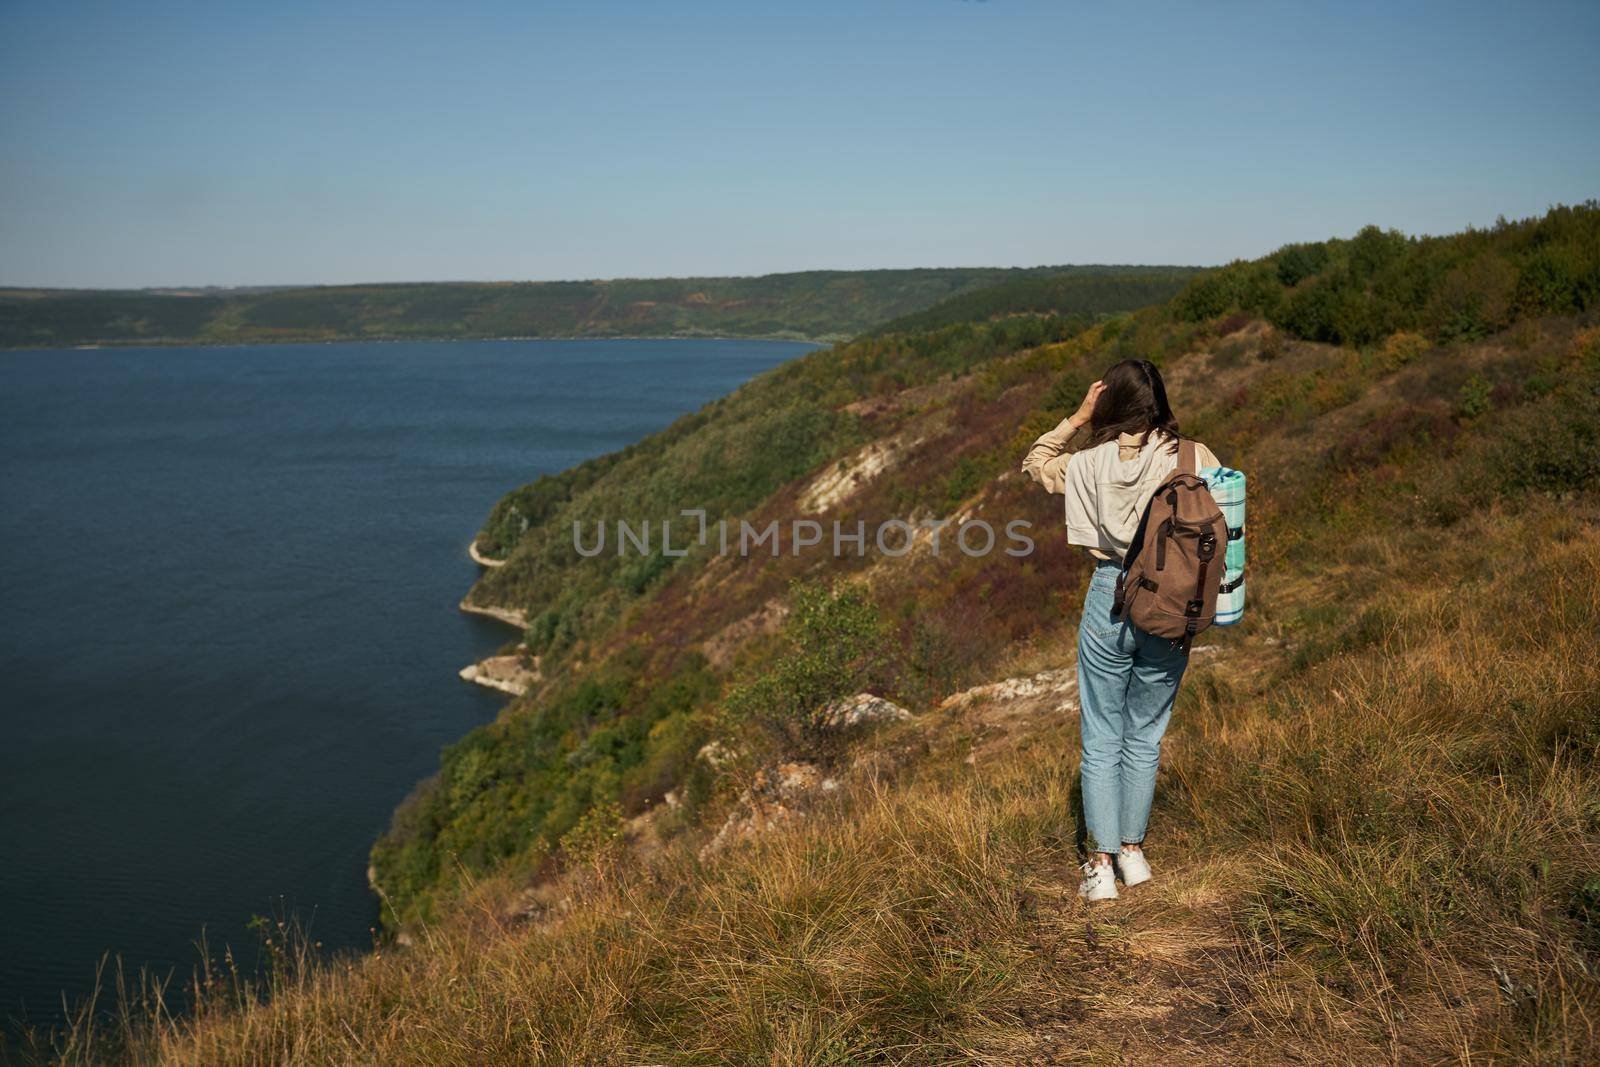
<box><xmin>458</xmin><ymin>598</ymin><xmax>529</xmax><ymax>631</ymax></box>
<box><xmin>2</xmin><ymin>265</ymin><xmax>1201</xmax><ymax>353</ymax></box>
<box><xmin>2</xmin><ymin>333</ymin><xmax>837</xmax><ymax>353</ymax></box>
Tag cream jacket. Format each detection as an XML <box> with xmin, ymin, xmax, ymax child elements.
<box><xmin>1021</xmin><ymin>420</ymin><xmax>1219</xmax><ymax>561</ymax></box>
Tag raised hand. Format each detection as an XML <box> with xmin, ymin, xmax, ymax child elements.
<box><xmin>1068</xmin><ymin>379</ymin><xmax>1105</xmax><ymax>429</ymax></box>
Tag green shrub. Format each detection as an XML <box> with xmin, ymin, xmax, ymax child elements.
<box><xmin>1482</xmin><ymin>390</ymin><xmax>1600</xmax><ymax>494</ymax></box>
<box><xmin>1345</xmin><ymin>224</ymin><xmax>1412</xmax><ymax>279</ymax></box>
<box><xmin>1381</xmin><ymin>330</ymin><xmax>1429</xmax><ymax>368</ymax></box>
<box><xmin>940</xmin><ymin>454</ymin><xmax>985</xmax><ymax>512</ymax></box>
<box><xmin>1456</xmin><ymin>373</ymin><xmax>1495</xmax><ymax>420</ymax></box>
<box><xmin>557</xmin><ymin>800</ymin><xmax>625</xmax><ymax>868</ymax></box>
<box><xmin>1426</xmin><ymin>255</ymin><xmax>1518</xmax><ymax>342</ymax></box>
<box><xmin>721</xmin><ymin>581</ymin><xmax>890</xmax><ymax>759</ymax></box>
<box><xmin>1275</xmin><ymin>241</ymin><xmax>1331</xmax><ymax>287</ymax></box>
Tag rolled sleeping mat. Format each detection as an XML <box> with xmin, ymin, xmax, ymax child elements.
<box><xmin>1200</xmin><ymin>465</ymin><xmax>1245</xmax><ymax>625</ymax></box>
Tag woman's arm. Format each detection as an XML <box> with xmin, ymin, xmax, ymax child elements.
<box><xmin>1020</xmin><ymin>380</ymin><xmax>1102</xmax><ymax>494</ymax></box>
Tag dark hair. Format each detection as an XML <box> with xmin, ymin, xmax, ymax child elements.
<box><xmin>1087</xmin><ymin>359</ymin><xmax>1181</xmax><ymax>453</ymax></box>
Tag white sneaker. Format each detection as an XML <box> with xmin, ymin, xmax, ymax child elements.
<box><xmin>1117</xmin><ymin>846</ymin><xmax>1152</xmax><ymax>887</ymax></box>
<box><xmin>1078</xmin><ymin>860</ymin><xmax>1119</xmax><ymax>901</ymax></box>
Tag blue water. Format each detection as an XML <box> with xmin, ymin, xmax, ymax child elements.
<box><xmin>0</xmin><ymin>337</ymin><xmax>811</xmax><ymax>1034</ymax></box>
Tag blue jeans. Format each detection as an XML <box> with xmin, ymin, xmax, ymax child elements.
<box><xmin>1077</xmin><ymin>559</ymin><xmax>1189</xmax><ymax>855</ymax></box>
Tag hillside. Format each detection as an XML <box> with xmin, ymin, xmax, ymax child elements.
<box><xmin>27</xmin><ymin>205</ymin><xmax>1600</xmax><ymax>1064</ymax></box>
<box><xmin>866</xmin><ymin>268</ymin><xmax>1202</xmax><ymax>335</ymax></box>
<box><xmin>0</xmin><ymin>266</ymin><xmax>1196</xmax><ymax>349</ymax></box>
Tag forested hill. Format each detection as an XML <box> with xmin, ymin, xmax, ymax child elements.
<box><xmin>0</xmin><ymin>265</ymin><xmax>1198</xmax><ymax>349</ymax></box>
<box><xmin>867</xmin><ymin>267</ymin><xmax>1203</xmax><ymax>335</ymax></box>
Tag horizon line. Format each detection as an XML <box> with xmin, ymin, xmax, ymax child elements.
<box><xmin>0</xmin><ymin>261</ymin><xmax>1217</xmax><ymax>294</ymax></box>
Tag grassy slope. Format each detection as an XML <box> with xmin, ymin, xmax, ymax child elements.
<box><xmin>0</xmin><ymin>266</ymin><xmax>1191</xmax><ymax>348</ymax></box>
<box><xmin>373</xmin><ymin>204</ymin><xmax>1599</xmax><ymax>929</ymax></box>
<box><xmin>27</xmin><ymin>206</ymin><xmax>1600</xmax><ymax>1063</ymax></box>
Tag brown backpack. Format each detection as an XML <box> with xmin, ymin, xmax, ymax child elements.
<box><xmin>1111</xmin><ymin>438</ymin><xmax>1227</xmax><ymax>654</ymax></box>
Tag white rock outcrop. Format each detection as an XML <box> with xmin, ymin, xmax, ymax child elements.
<box><xmin>696</xmin><ymin>740</ymin><xmax>740</xmax><ymax>772</ymax></box>
<box><xmin>820</xmin><ymin>692</ymin><xmax>913</xmax><ymax>730</ymax></box>
<box><xmin>797</xmin><ymin>431</ymin><xmax>924</xmax><ymax>513</ymax></box>
<box><xmin>700</xmin><ymin>761</ymin><xmax>839</xmax><ymax>858</ymax></box>
<box><xmin>458</xmin><ymin>598</ymin><xmax>529</xmax><ymax>630</ymax></box>
<box><xmin>939</xmin><ymin>669</ymin><xmax>1078</xmax><ymax>710</ymax></box>
<box><xmin>467</xmin><ymin>540</ymin><xmax>507</xmax><ymax>568</ymax></box>
<box><xmin>458</xmin><ymin>654</ymin><xmax>540</xmax><ymax>697</ymax></box>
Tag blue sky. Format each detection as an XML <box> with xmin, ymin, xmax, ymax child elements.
<box><xmin>2</xmin><ymin>0</ymin><xmax>1596</xmax><ymax>288</ymax></box>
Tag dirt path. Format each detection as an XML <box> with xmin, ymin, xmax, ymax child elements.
<box><xmin>936</xmin><ymin>646</ymin><xmax>1300</xmax><ymax>1063</ymax></box>
<box><xmin>1002</xmin><ymin>857</ymin><xmax>1277</xmax><ymax>1064</ymax></box>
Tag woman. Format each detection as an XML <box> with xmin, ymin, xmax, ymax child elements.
<box><xmin>1021</xmin><ymin>359</ymin><xmax>1219</xmax><ymax>902</ymax></box>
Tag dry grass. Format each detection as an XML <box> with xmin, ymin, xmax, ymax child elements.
<box><xmin>1173</xmin><ymin>504</ymin><xmax>1600</xmax><ymax>1063</ymax></box>
<box><xmin>26</xmin><ymin>495</ymin><xmax>1598</xmax><ymax>1064</ymax></box>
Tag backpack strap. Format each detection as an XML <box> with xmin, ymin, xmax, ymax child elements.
<box><xmin>1178</xmin><ymin>437</ymin><xmax>1197</xmax><ymax>475</ymax></box>
<box><xmin>1113</xmin><ymin>480</ymin><xmax>1159</xmax><ymax>619</ymax></box>
<box><xmin>1176</xmin><ymin>526</ymin><xmax>1218</xmax><ymax>655</ymax></box>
